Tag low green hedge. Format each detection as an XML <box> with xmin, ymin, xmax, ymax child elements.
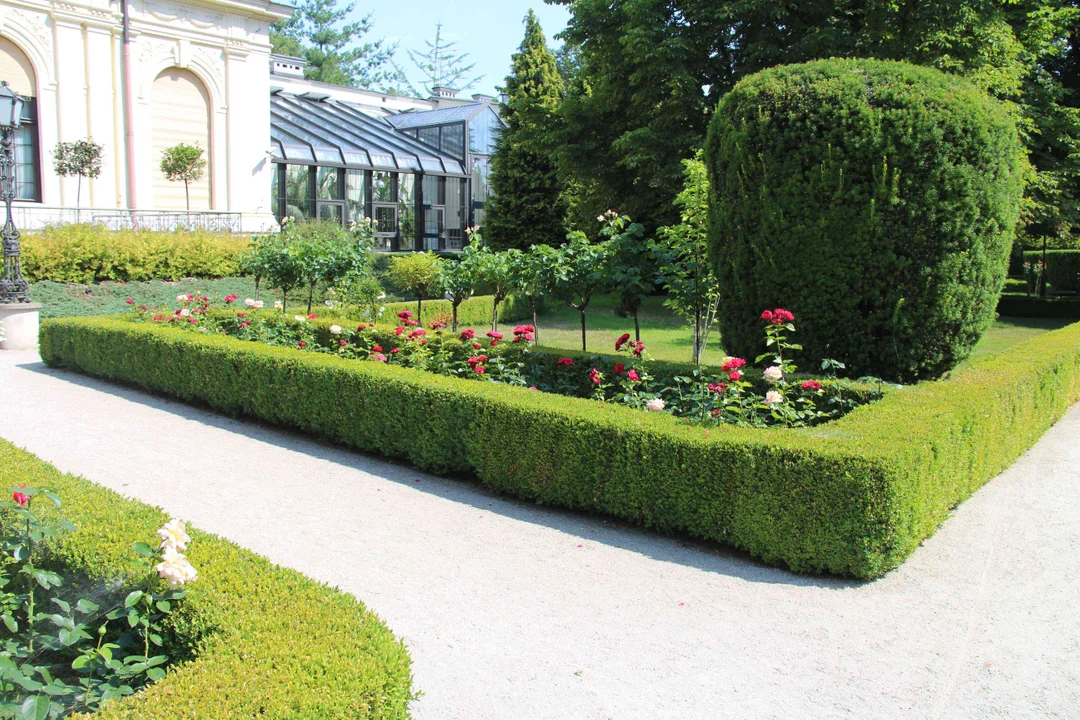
<box><xmin>39</xmin><ymin>317</ymin><xmax>1080</xmax><ymax>579</ymax></box>
<box><xmin>1023</xmin><ymin>250</ymin><xmax>1080</xmax><ymax>292</ymax></box>
<box><xmin>0</xmin><ymin>440</ymin><xmax>413</xmax><ymax>718</ymax></box>
<box><xmin>23</xmin><ymin>224</ymin><xmax>249</xmax><ymax>283</ymax></box>
<box><xmin>997</xmin><ymin>293</ymin><xmax>1080</xmax><ymax>319</ymax></box>
<box><xmin>332</xmin><ymin>294</ymin><xmax>533</xmax><ymax>329</ymax></box>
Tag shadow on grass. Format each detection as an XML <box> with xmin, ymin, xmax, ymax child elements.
<box><xmin>18</xmin><ymin>359</ymin><xmax>863</xmax><ymax>591</ymax></box>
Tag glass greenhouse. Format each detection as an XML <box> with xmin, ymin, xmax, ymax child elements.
<box><xmin>269</xmin><ymin>91</ymin><xmax>502</xmax><ymax>252</ymax></box>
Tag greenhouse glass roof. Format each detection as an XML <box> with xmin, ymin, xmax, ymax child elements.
<box><xmin>269</xmin><ymin>93</ymin><xmax>468</xmax><ymax>176</ymax></box>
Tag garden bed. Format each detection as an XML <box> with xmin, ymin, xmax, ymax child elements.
<box><xmin>0</xmin><ymin>439</ymin><xmax>413</xmax><ymax>718</ymax></box>
<box><xmin>39</xmin><ymin>315</ymin><xmax>1080</xmax><ymax>579</ymax></box>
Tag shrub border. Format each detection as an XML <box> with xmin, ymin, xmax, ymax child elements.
<box><xmin>39</xmin><ymin>317</ymin><xmax>1080</xmax><ymax>579</ymax></box>
<box><xmin>0</xmin><ymin>439</ymin><xmax>413</xmax><ymax>718</ymax></box>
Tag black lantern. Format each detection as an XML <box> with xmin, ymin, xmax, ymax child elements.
<box><xmin>0</xmin><ymin>80</ymin><xmax>29</xmax><ymax>304</ymax></box>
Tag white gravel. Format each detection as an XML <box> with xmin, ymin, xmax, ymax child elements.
<box><xmin>1</xmin><ymin>350</ymin><xmax>1078</xmax><ymax>719</ymax></box>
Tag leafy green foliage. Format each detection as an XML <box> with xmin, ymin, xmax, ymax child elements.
<box><xmin>1022</xmin><ymin>249</ymin><xmax>1080</xmax><ymax>292</ymax></box>
<box><xmin>600</xmin><ymin>213</ymin><xmax>655</xmax><ymax>343</ymax></box>
<box><xmin>435</xmin><ymin>256</ymin><xmax>477</xmax><ymax>332</ymax></box>
<box><xmin>707</xmin><ymin>59</ymin><xmax>1026</xmax><ymax>382</ymax></box>
<box><xmin>654</xmin><ymin>153</ymin><xmax>719</xmax><ymax>364</ymax></box>
<box><xmin>484</xmin><ymin>11</ymin><xmax>567</xmax><ymax>250</ymax></box>
<box><xmin>0</xmin><ymin>441</ymin><xmax>414</xmax><ymax>718</ymax></box>
<box><xmin>462</xmin><ymin>238</ymin><xmax>515</xmax><ymax>329</ymax></box>
<box><xmin>270</xmin><ymin>0</ymin><xmax>400</xmax><ymax>91</ymax></box>
<box><xmin>22</xmin><ymin>225</ymin><xmax>248</xmax><ymax>283</ymax></box>
<box><xmin>158</xmin><ymin>144</ymin><xmax>207</xmax><ymax>212</ymax></box>
<box><xmin>549</xmin><ymin>234</ymin><xmax>611</xmax><ymax>352</ymax></box>
<box><xmin>39</xmin><ymin>315</ymin><xmax>1080</xmax><ymax>578</ymax></box>
<box><xmin>52</xmin><ymin>139</ymin><xmax>103</xmax><ymax>210</ymax></box>
<box><xmin>556</xmin><ymin>0</ymin><xmax>1080</xmax><ymax>242</ymax></box>
<box><xmin>387</xmin><ymin>252</ymin><xmax>444</xmax><ymax>324</ymax></box>
<box><xmin>506</xmin><ymin>244</ymin><xmax>557</xmax><ymax>344</ymax></box>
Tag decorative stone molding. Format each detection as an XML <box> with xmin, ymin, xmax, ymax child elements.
<box><xmin>140</xmin><ymin>0</ymin><xmax>225</xmax><ymax>30</ymax></box>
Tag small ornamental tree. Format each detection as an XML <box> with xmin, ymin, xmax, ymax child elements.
<box><xmin>551</xmin><ymin>233</ymin><xmax>611</xmax><ymax>352</ymax></box>
<box><xmin>160</xmin><ymin>143</ymin><xmax>208</xmax><ymax>212</ymax></box>
<box><xmin>388</xmin><ymin>251</ymin><xmax>445</xmax><ymax>325</ymax></box>
<box><xmin>53</xmin><ymin>139</ymin><xmax>103</xmax><ymax>216</ymax></box>
<box><xmin>465</xmin><ymin>236</ymin><xmax>515</xmax><ymax>330</ymax></box>
<box><xmin>507</xmin><ymin>243</ymin><xmax>557</xmax><ymax>344</ymax></box>
<box><xmin>654</xmin><ymin>154</ymin><xmax>720</xmax><ymax>365</ymax></box>
<box><xmin>601</xmin><ymin>211</ymin><xmax>655</xmax><ymax>343</ymax></box>
<box><xmin>707</xmin><ymin>59</ymin><xmax>1025</xmax><ymax>381</ymax></box>
<box><xmin>436</xmin><ymin>252</ymin><xmax>478</xmax><ymax>332</ymax></box>
<box><xmin>293</xmin><ymin>220</ymin><xmax>374</xmax><ymax>313</ymax></box>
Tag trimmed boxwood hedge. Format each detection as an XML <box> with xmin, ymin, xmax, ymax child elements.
<box><xmin>707</xmin><ymin>58</ymin><xmax>1025</xmax><ymax>383</ymax></box>
<box><xmin>0</xmin><ymin>440</ymin><xmax>413</xmax><ymax>718</ymax></box>
<box><xmin>1023</xmin><ymin>250</ymin><xmax>1080</xmax><ymax>293</ymax></box>
<box><xmin>997</xmin><ymin>293</ymin><xmax>1080</xmax><ymax>319</ymax></box>
<box><xmin>39</xmin><ymin>317</ymin><xmax>1080</xmax><ymax>579</ymax></box>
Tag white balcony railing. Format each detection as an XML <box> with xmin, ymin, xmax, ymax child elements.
<box><xmin>10</xmin><ymin>205</ymin><xmax>244</xmax><ymax>233</ymax></box>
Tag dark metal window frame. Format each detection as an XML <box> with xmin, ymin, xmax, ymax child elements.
<box><xmin>13</xmin><ymin>97</ymin><xmax>41</xmax><ymax>203</ymax></box>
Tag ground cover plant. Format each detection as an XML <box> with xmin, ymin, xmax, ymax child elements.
<box><xmin>707</xmin><ymin>59</ymin><xmax>1025</xmax><ymax>382</ymax></box>
<box><xmin>0</xmin><ymin>440</ymin><xmax>413</xmax><ymax>718</ymax></box>
<box><xmin>38</xmin><ymin>312</ymin><xmax>1080</xmax><ymax>579</ymax></box>
<box><xmin>125</xmin><ymin>294</ymin><xmax>881</xmax><ymax>429</ymax></box>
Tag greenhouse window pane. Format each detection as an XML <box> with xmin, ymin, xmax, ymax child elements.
<box><xmin>285</xmin><ymin>165</ymin><xmax>311</xmax><ymax>220</ymax></box>
<box><xmin>316</xmin><ymin>167</ymin><xmax>340</xmax><ymax>200</ymax></box>
<box><xmin>346</xmin><ymin>170</ymin><xmax>368</xmax><ymax>224</ymax></box>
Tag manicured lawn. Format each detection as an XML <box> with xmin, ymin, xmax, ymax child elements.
<box><xmin>466</xmin><ymin>294</ymin><xmax>730</xmax><ymax>366</ymax></box>
<box><xmin>966</xmin><ymin>316</ymin><xmax>1076</xmax><ymax>362</ymax></box>
<box><xmin>32</xmin><ymin>278</ymin><xmax>266</xmax><ymax>320</ymax></box>
<box><xmin>468</xmin><ymin>293</ymin><xmax>1073</xmax><ymax>369</ymax></box>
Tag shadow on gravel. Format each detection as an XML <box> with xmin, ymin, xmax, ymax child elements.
<box><xmin>18</xmin><ymin>360</ymin><xmax>863</xmax><ymax>590</ymax></box>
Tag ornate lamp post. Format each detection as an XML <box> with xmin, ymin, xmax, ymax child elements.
<box><xmin>0</xmin><ymin>80</ymin><xmax>29</xmax><ymax>305</ymax></box>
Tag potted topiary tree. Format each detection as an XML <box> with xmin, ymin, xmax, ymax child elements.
<box><xmin>160</xmin><ymin>143</ymin><xmax>207</xmax><ymax>212</ymax></box>
<box><xmin>53</xmin><ymin>139</ymin><xmax>104</xmax><ymax>222</ymax></box>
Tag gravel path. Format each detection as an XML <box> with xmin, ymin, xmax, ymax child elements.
<box><xmin>2</xmin><ymin>350</ymin><xmax>1078</xmax><ymax>719</ymax></box>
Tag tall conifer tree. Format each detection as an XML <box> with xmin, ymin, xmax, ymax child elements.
<box><xmin>484</xmin><ymin>11</ymin><xmax>567</xmax><ymax>251</ymax></box>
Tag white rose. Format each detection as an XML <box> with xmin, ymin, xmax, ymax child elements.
<box><xmin>244</xmin><ymin>298</ymin><xmax>256</xmax><ymax>307</ymax></box>
<box><xmin>253</xmin><ymin>300</ymin><xmax>264</xmax><ymax>309</ymax></box>
<box><xmin>294</xmin><ymin>315</ymin><xmax>307</xmax><ymax>322</ymax></box>
<box><xmin>645</xmin><ymin>398</ymin><xmax>666</xmax><ymax>413</ymax></box>
<box><xmin>157</xmin><ymin>519</ymin><xmax>191</xmax><ymax>552</ymax></box>
<box><xmin>329</xmin><ymin>325</ymin><xmax>342</xmax><ymax>335</ymax></box>
<box><xmin>763</xmin><ymin>366</ymin><xmax>783</xmax><ymax>383</ymax></box>
<box><xmin>176</xmin><ymin>294</ymin><xmax>187</xmax><ymax>302</ymax></box>
<box><xmin>274</xmin><ymin>300</ymin><xmax>284</xmax><ymax>310</ymax></box>
<box><xmin>156</xmin><ymin>546</ymin><xmax>198</xmax><ymax>588</ymax></box>
<box><xmin>765</xmin><ymin>390</ymin><xmax>784</xmax><ymax>405</ymax></box>
<box><xmin>179</xmin><ymin>308</ymin><xmax>191</xmax><ymax>317</ymax></box>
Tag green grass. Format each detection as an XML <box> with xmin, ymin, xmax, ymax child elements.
<box><xmin>464</xmin><ymin>294</ymin><xmax>731</xmax><ymax>366</ymax></box>
<box><xmin>32</xmin><ymin>278</ymin><xmax>266</xmax><ymax>320</ymax></box>
<box><xmin>966</xmin><ymin>316</ymin><xmax>1075</xmax><ymax>362</ymax></box>
<box><xmin>466</xmin><ymin>293</ymin><xmax>1069</xmax><ymax>369</ymax></box>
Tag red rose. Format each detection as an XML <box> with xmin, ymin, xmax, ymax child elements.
<box><xmin>721</xmin><ymin>357</ymin><xmax>746</xmax><ymax>372</ymax></box>
<box><xmin>468</xmin><ymin>356</ymin><xmax>480</xmax><ymax>365</ymax></box>
<box><xmin>125</xmin><ymin>297</ymin><xmax>135</xmax><ymax>304</ymax></box>
<box><xmin>339</xmin><ymin>339</ymin><xmax>348</xmax><ymax>346</ymax></box>
<box><xmin>237</xmin><ymin>312</ymin><xmax>248</xmax><ymax>318</ymax></box>
<box><xmin>225</xmin><ymin>294</ymin><xmax>238</xmax><ymax>303</ymax></box>
<box><xmin>153</xmin><ymin>313</ymin><xmax>164</xmax><ymax>323</ymax></box>
<box><xmin>761</xmin><ymin>310</ymin><xmax>773</xmax><ymax>321</ymax></box>
<box><xmin>556</xmin><ymin>357</ymin><xmax>574</xmax><ymax>366</ymax></box>
<box><xmin>627</xmin><ymin>369</ymin><xmax>640</xmax><ymax>382</ymax></box>
<box><xmin>614</xmin><ymin>363</ymin><xmax>625</xmax><ymax>374</ymax></box>
<box><xmin>475</xmin><ymin>365</ymin><xmax>486</xmax><ymax>374</ymax></box>
<box><xmin>615</xmin><ymin>333</ymin><xmax>631</xmax><ymax>351</ymax></box>
<box><xmin>460</xmin><ymin>329</ymin><xmax>476</xmax><ymax>340</ymax></box>
<box><xmin>487</xmin><ymin>331</ymin><xmax>504</xmax><ymax>340</ymax></box>
<box><xmin>729</xmin><ymin>370</ymin><xmax>742</xmax><ymax>381</ymax></box>
<box><xmin>298</xmin><ymin>341</ymin><xmax>308</xmax><ymax>348</ymax></box>
<box><xmin>801</xmin><ymin>380</ymin><xmax>823</xmax><ymax>391</ymax></box>
<box><xmin>187</xmin><ymin>317</ymin><xmax>197</xmax><ymax>324</ymax></box>
<box><xmin>419</xmin><ymin>339</ymin><xmax>428</xmax><ymax>345</ymax></box>
<box><xmin>472</xmin><ymin>342</ymin><xmax>481</xmax><ymax>349</ymax></box>
<box><xmin>490</xmin><ymin>340</ymin><xmax>499</xmax><ymax>346</ymax></box>
<box><xmin>397</xmin><ymin>310</ymin><xmax>413</xmax><ymax>319</ymax></box>
<box><xmin>357</xmin><ymin>324</ymin><xmax>367</xmax><ymax>331</ymax></box>
<box><xmin>390</xmin><ymin>348</ymin><xmax>400</xmax><ymax>354</ymax></box>
<box><xmin>631</xmin><ymin>341</ymin><xmax>645</xmax><ymax>357</ymax></box>
<box><xmin>478</xmin><ymin>355</ymin><xmax>488</xmax><ymax>363</ymax></box>
<box><xmin>395</xmin><ymin>326</ymin><xmax>404</xmax><ymax>336</ymax></box>
<box><xmin>529</xmin><ymin>386</ymin><xmax>539</xmax><ymax>391</ymax></box>
<box><xmin>12</xmin><ymin>486</ymin><xmax>28</xmax><ymax>508</ymax></box>
<box><xmin>372</xmin><ymin>345</ymin><xmax>383</xmax><ymax>352</ymax></box>
<box><xmin>308</xmin><ymin>313</ymin><xmax>317</xmax><ymax>320</ymax></box>
<box><xmin>524</xmin><ymin>332</ymin><xmax>534</xmax><ymax>341</ymax></box>
<box><xmin>589</xmin><ymin>368</ymin><xmax>602</xmax><ymax>384</ymax></box>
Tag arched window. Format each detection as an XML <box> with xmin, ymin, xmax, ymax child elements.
<box><xmin>0</xmin><ymin>35</ymin><xmax>40</xmax><ymax>201</ymax></box>
<box><xmin>151</xmin><ymin>68</ymin><xmax>212</xmax><ymax>210</ymax></box>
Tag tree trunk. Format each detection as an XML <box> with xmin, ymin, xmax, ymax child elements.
<box><xmin>417</xmin><ymin>297</ymin><xmax>422</xmax><ymax>326</ymax></box>
<box><xmin>693</xmin><ymin>308</ymin><xmax>702</xmax><ymax>365</ymax></box>
<box><xmin>282</xmin><ymin>288</ymin><xmax>288</xmax><ymax>311</ymax></box>
<box><xmin>254</xmin><ymin>275</ymin><xmax>261</xmax><ymax>301</ymax></box>
<box><xmin>580</xmin><ymin>308</ymin><xmax>587</xmax><ymax>352</ymax></box>
<box><xmin>307</xmin><ymin>283</ymin><xmax>315</xmax><ymax>314</ymax></box>
<box><xmin>633</xmin><ymin>309</ymin><xmax>640</xmax><ymax>343</ymax></box>
<box><xmin>184</xmin><ymin>180</ymin><xmax>191</xmax><ymax>213</ymax></box>
<box><xmin>530</xmin><ymin>297</ymin><xmax>539</xmax><ymax>346</ymax></box>
<box><xmin>76</xmin><ymin>176</ymin><xmax>82</xmax><ymax>223</ymax></box>
<box><xmin>452</xmin><ymin>302</ymin><xmax>459</xmax><ymax>333</ymax></box>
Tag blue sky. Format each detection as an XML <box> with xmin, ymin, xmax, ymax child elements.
<box><xmin>360</xmin><ymin>1</ymin><xmax>571</xmax><ymax>97</ymax></box>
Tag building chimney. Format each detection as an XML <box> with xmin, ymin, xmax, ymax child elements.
<box><xmin>430</xmin><ymin>86</ymin><xmax>459</xmax><ymax>99</ymax></box>
<box><xmin>270</xmin><ymin>54</ymin><xmax>307</xmax><ymax>79</ymax></box>
<box><xmin>471</xmin><ymin>93</ymin><xmax>495</xmax><ymax>103</ymax></box>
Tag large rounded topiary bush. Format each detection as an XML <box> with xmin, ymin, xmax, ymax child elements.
<box><xmin>705</xmin><ymin>58</ymin><xmax>1025</xmax><ymax>382</ymax></box>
